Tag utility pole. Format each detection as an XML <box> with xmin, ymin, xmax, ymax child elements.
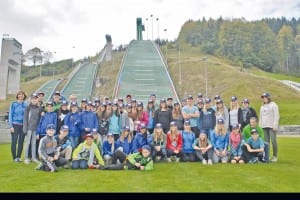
<box><xmin>202</xmin><ymin>57</ymin><xmax>208</xmax><ymax>97</ymax></box>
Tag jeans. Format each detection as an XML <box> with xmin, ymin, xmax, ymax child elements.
<box><xmin>24</xmin><ymin>130</ymin><xmax>37</xmax><ymax>160</ymax></box>
<box><xmin>11</xmin><ymin>124</ymin><xmax>25</xmax><ymax>160</ymax></box>
<box><xmin>69</xmin><ymin>136</ymin><xmax>79</xmax><ymax>149</ymax></box>
<box><xmin>263</xmin><ymin>128</ymin><xmax>278</xmax><ymax>157</ymax></box>
<box><xmin>72</xmin><ymin>159</ymin><xmax>88</xmax><ymax>169</ymax></box>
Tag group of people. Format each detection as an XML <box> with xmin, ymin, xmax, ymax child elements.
<box><xmin>8</xmin><ymin>90</ymin><xmax>280</xmax><ymax>172</ymax></box>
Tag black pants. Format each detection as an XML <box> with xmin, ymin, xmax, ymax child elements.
<box><xmin>11</xmin><ymin>124</ymin><xmax>25</xmax><ymax>160</ymax></box>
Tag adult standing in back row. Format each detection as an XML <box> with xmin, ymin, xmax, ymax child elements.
<box><xmin>182</xmin><ymin>95</ymin><xmax>200</xmax><ymax>138</ymax></box>
<box><xmin>259</xmin><ymin>92</ymin><xmax>280</xmax><ymax>162</ymax></box>
<box><xmin>8</xmin><ymin>90</ymin><xmax>27</xmax><ymax>163</ymax></box>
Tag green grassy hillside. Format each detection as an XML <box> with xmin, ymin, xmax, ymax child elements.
<box><xmin>1</xmin><ymin>44</ymin><xmax>299</xmax><ymax>125</ymax></box>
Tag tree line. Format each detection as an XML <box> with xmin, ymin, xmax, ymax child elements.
<box><xmin>179</xmin><ymin>17</ymin><xmax>300</xmax><ymax>75</ymax></box>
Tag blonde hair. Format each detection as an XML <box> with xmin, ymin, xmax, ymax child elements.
<box><xmin>199</xmin><ymin>134</ymin><xmax>209</xmax><ymax>148</ymax></box>
<box><xmin>119</xmin><ymin>130</ymin><xmax>133</xmax><ymax>143</ymax></box>
<box><xmin>214</xmin><ymin>123</ymin><xmax>227</xmax><ymax>136</ymax></box>
<box><xmin>153</xmin><ymin>128</ymin><xmax>165</xmax><ymax>143</ymax></box>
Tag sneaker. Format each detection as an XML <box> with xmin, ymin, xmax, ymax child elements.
<box><xmin>24</xmin><ymin>159</ymin><xmax>30</xmax><ymax>164</ymax></box>
<box><xmin>155</xmin><ymin>156</ymin><xmax>161</xmax><ymax>161</ymax></box>
<box><xmin>207</xmin><ymin>159</ymin><xmax>213</xmax><ymax>165</ymax></box>
<box><xmin>175</xmin><ymin>157</ymin><xmax>180</xmax><ymax>162</ymax></box>
<box><xmin>202</xmin><ymin>160</ymin><xmax>207</xmax><ymax>165</ymax></box>
<box><xmin>14</xmin><ymin>158</ymin><xmax>19</xmax><ymax>163</ymax></box>
<box><xmin>170</xmin><ymin>156</ymin><xmax>176</xmax><ymax>161</ymax></box>
<box><xmin>166</xmin><ymin>158</ymin><xmax>172</xmax><ymax>162</ymax></box>
<box><xmin>270</xmin><ymin>156</ymin><xmax>277</xmax><ymax>162</ymax></box>
<box><xmin>63</xmin><ymin>164</ymin><xmax>70</xmax><ymax>169</ymax></box>
<box><xmin>17</xmin><ymin>158</ymin><xmax>22</xmax><ymax>162</ymax></box>
<box><xmin>35</xmin><ymin>162</ymin><xmax>44</xmax><ymax>170</ymax></box>
<box><xmin>32</xmin><ymin>159</ymin><xmax>40</xmax><ymax>163</ymax></box>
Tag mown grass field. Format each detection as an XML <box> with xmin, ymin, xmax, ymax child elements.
<box><xmin>0</xmin><ymin>136</ymin><xmax>299</xmax><ymax>192</ymax></box>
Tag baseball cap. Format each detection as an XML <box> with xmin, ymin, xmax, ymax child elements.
<box><xmin>261</xmin><ymin>92</ymin><xmax>270</xmax><ymax>98</ymax></box>
<box><xmin>155</xmin><ymin>123</ymin><xmax>162</xmax><ymax>128</ymax></box>
<box><xmin>137</xmin><ymin>102</ymin><xmax>143</xmax><ymax>107</ymax></box>
<box><xmin>231</xmin><ymin>96</ymin><xmax>238</xmax><ymax>102</ymax></box>
<box><xmin>197</xmin><ymin>92</ymin><xmax>203</xmax><ymax>98</ymax></box>
<box><xmin>160</xmin><ymin>98</ymin><xmax>166</xmax><ymax>103</ymax></box>
<box><xmin>61</xmin><ymin>100</ymin><xmax>68</xmax><ymax>106</ymax></box>
<box><xmin>242</xmin><ymin>98</ymin><xmax>249</xmax><ymax>104</ymax></box>
<box><xmin>167</xmin><ymin>97</ymin><xmax>173</xmax><ymax>100</ymax></box>
<box><xmin>205</xmin><ymin>98</ymin><xmax>211</xmax><ymax>103</ymax></box>
<box><xmin>217</xmin><ymin>118</ymin><xmax>224</xmax><ymax>124</ymax></box>
<box><xmin>216</xmin><ymin>99</ymin><xmax>223</xmax><ymax>104</ymax></box>
<box><xmin>142</xmin><ymin>145</ymin><xmax>151</xmax><ymax>152</ymax></box>
<box><xmin>38</xmin><ymin>91</ymin><xmax>45</xmax><ymax>96</ymax></box>
<box><xmin>123</xmin><ymin>126</ymin><xmax>130</xmax><ymax>131</ymax></box>
<box><xmin>107</xmin><ymin>132</ymin><xmax>114</xmax><ymax>137</ymax></box>
<box><xmin>184</xmin><ymin>120</ymin><xmax>191</xmax><ymax>125</ymax></box>
<box><xmin>232</xmin><ymin>124</ymin><xmax>239</xmax><ymax>129</ymax></box>
<box><xmin>170</xmin><ymin>121</ymin><xmax>177</xmax><ymax>126</ymax></box>
<box><xmin>54</xmin><ymin>91</ymin><xmax>61</xmax><ymax>96</ymax></box>
<box><xmin>31</xmin><ymin>93</ymin><xmax>39</xmax><ymax>98</ymax></box>
<box><xmin>140</xmin><ymin>123</ymin><xmax>147</xmax><ymax>129</ymax></box>
<box><xmin>70</xmin><ymin>101</ymin><xmax>78</xmax><ymax>107</ymax></box>
<box><xmin>46</xmin><ymin>124</ymin><xmax>56</xmax><ymax>130</ymax></box>
<box><xmin>187</xmin><ymin>94</ymin><xmax>193</xmax><ymax>99</ymax></box>
<box><xmin>214</xmin><ymin>95</ymin><xmax>220</xmax><ymax>100</ymax></box>
<box><xmin>85</xmin><ymin>133</ymin><xmax>94</xmax><ymax>139</ymax></box>
<box><xmin>46</xmin><ymin>101</ymin><xmax>53</xmax><ymax>106</ymax></box>
<box><xmin>87</xmin><ymin>101</ymin><xmax>93</xmax><ymax>106</ymax></box>
<box><xmin>251</xmin><ymin>128</ymin><xmax>258</xmax><ymax>134</ymax></box>
<box><xmin>60</xmin><ymin>125</ymin><xmax>69</xmax><ymax>131</ymax></box>
<box><xmin>81</xmin><ymin>98</ymin><xmax>87</xmax><ymax>103</ymax></box>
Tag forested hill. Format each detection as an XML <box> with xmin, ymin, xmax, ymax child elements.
<box><xmin>177</xmin><ymin>17</ymin><xmax>300</xmax><ymax>75</ymax></box>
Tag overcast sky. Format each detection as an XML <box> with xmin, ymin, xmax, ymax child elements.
<box><xmin>1</xmin><ymin>0</ymin><xmax>300</xmax><ymax>61</ymax></box>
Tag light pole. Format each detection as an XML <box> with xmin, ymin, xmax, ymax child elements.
<box><xmin>39</xmin><ymin>51</ymin><xmax>44</xmax><ymax>80</ymax></box>
<box><xmin>52</xmin><ymin>51</ymin><xmax>56</xmax><ymax>79</ymax></box>
<box><xmin>202</xmin><ymin>57</ymin><xmax>208</xmax><ymax>97</ymax></box>
<box><xmin>150</xmin><ymin>14</ymin><xmax>153</xmax><ymax>41</ymax></box>
<box><xmin>72</xmin><ymin>46</ymin><xmax>75</xmax><ymax>68</ymax></box>
<box><xmin>156</xmin><ymin>18</ymin><xmax>159</xmax><ymax>43</ymax></box>
<box><xmin>145</xmin><ymin>18</ymin><xmax>149</xmax><ymax>40</ymax></box>
<box><xmin>178</xmin><ymin>44</ymin><xmax>181</xmax><ymax>85</ymax></box>
<box><xmin>164</xmin><ymin>29</ymin><xmax>167</xmax><ymax>63</ymax></box>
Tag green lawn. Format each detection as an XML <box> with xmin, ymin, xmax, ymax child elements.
<box><xmin>0</xmin><ymin>137</ymin><xmax>299</xmax><ymax>192</ymax></box>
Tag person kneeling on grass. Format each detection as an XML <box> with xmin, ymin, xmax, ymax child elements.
<box><xmin>100</xmin><ymin>145</ymin><xmax>153</xmax><ymax>171</ymax></box>
<box><xmin>242</xmin><ymin>128</ymin><xmax>265</xmax><ymax>164</ymax></box>
<box><xmin>36</xmin><ymin>124</ymin><xmax>68</xmax><ymax>172</ymax></box>
<box><xmin>71</xmin><ymin>133</ymin><xmax>105</xmax><ymax>169</ymax></box>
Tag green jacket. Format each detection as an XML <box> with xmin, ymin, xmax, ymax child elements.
<box><xmin>242</xmin><ymin>124</ymin><xmax>264</xmax><ymax>141</ymax></box>
<box><xmin>127</xmin><ymin>152</ymin><xmax>153</xmax><ymax>171</ymax></box>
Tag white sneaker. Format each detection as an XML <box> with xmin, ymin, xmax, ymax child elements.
<box><xmin>24</xmin><ymin>159</ymin><xmax>30</xmax><ymax>164</ymax></box>
<box><xmin>175</xmin><ymin>157</ymin><xmax>180</xmax><ymax>162</ymax></box>
<box><xmin>32</xmin><ymin>159</ymin><xmax>40</xmax><ymax>163</ymax></box>
<box><xmin>167</xmin><ymin>158</ymin><xmax>172</xmax><ymax>162</ymax></box>
<box><xmin>207</xmin><ymin>159</ymin><xmax>213</xmax><ymax>165</ymax></box>
<box><xmin>270</xmin><ymin>156</ymin><xmax>277</xmax><ymax>162</ymax></box>
<box><xmin>202</xmin><ymin>160</ymin><xmax>207</xmax><ymax>165</ymax></box>
<box><xmin>155</xmin><ymin>156</ymin><xmax>161</xmax><ymax>161</ymax></box>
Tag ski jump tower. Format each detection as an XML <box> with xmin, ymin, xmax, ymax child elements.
<box><xmin>0</xmin><ymin>35</ymin><xmax>22</xmax><ymax>100</ymax></box>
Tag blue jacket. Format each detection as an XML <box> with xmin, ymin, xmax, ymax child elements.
<box><xmin>8</xmin><ymin>101</ymin><xmax>27</xmax><ymax>128</ymax></box>
<box><xmin>108</xmin><ymin>112</ymin><xmax>121</xmax><ymax>135</ymax></box>
<box><xmin>132</xmin><ymin>132</ymin><xmax>152</xmax><ymax>153</ymax></box>
<box><xmin>37</xmin><ymin>112</ymin><xmax>57</xmax><ymax>137</ymax></box>
<box><xmin>116</xmin><ymin>136</ymin><xmax>133</xmax><ymax>155</ymax></box>
<box><xmin>182</xmin><ymin>131</ymin><xmax>195</xmax><ymax>153</ymax></box>
<box><xmin>102</xmin><ymin>141</ymin><xmax>119</xmax><ymax>156</ymax></box>
<box><xmin>211</xmin><ymin>131</ymin><xmax>229</xmax><ymax>151</ymax></box>
<box><xmin>64</xmin><ymin>111</ymin><xmax>81</xmax><ymax>137</ymax></box>
<box><xmin>80</xmin><ymin>110</ymin><xmax>98</xmax><ymax>132</ymax></box>
<box><xmin>201</xmin><ymin>108</ymin><xmax>216</xmax><ymax>129</ymax></box>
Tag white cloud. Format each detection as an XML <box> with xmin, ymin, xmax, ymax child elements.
<box><xmin>1</xmin><ymin>0</ymin><xmax>299</xmax><ymax>61</ymax></box>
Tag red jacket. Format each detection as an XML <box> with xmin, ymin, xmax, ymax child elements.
<box><xmin>166</xmin><ymin>131</ymin><xmax>183</xmax><ymax>152</ymax></box>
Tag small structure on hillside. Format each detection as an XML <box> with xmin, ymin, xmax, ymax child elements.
<box><xmin>105</xmin><ymin>34</ymin><xmax>112</xmax><ymax>62</ymax></box>
<box><xmin>0</xmin><ymin>34</ymin><xmax>22</xmax><ymax>100</ymax></box>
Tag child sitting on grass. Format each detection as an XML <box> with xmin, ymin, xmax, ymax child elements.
<box><xmin>100</xmin><ymin>145</ymin><xmax>153</xmax><ymax>171</ymax></box>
